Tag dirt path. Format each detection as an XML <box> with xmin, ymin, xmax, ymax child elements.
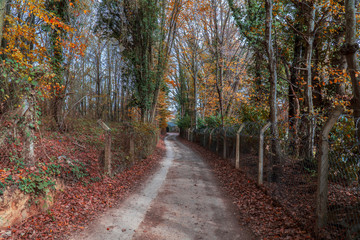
<box><xmin>71</xmin><ymin>133</ymin><xmax>254</xmax><ymax>240</ymax></box>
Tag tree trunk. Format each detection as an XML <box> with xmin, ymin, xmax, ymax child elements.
<box><xmin>305</xmin><ymin>4</ymin><xmax>316</xmax><ymax>160</ymax></box>
<box><xmin>192</xmin><ymin>45</ymin><xmax>198</xmax><ymax>128</ymax></box>
<box><xmin>47</xmin><ymin>0</ymin><xmax>67</xmax><ymax>130</ymax></box>
<box><xmin>289</xmin><ymin>23</ymin><xmax>302</xmax><ymax>156</ymax></box>
<box><xmin>212</xmin><ymin>0</ymin><xmax>224</xmax><ymax>127</ymax></box>
<box><xmin>343</xmin><ymin>0</ymin><xmax>360</xmax><ymax>138</ymax></box>
<box><xmin>22</xmin><ymin>94</ymin><xmax>36</xmax><ymax>166</ymax></box>
<box><xmin>265</xmin><ymin>0</ymin><xmax>281</xmax><ymax>180</ymax></box>
<box><xmin>0</xmin><ymin>0</ymin><xmax>7</xmax><ymax>46</ymax></box>
<box><xmin>95</xmin><ymin>39</ymin><xmax>102</xmax><ymax>119</ymax></box>
<box><xmin>315</xmin><ymin>106</ymin><xmax>343</xmax><ymax>231</ymax></box>
<box><xmin>107</xmin><ymin>46</ymin><xmax>112</xmax><ymax>121</ymax></box>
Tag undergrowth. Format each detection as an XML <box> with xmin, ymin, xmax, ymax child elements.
<box><xmin>0</xmin><ymin>118</ymin><xmax>159</xmax><ymax>198</ymax></box>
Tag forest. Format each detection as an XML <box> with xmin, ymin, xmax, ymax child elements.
<box><xmin>0</xmin><ymin>0</ymin><xmax>359</xmax><ymax>239</ymax></box>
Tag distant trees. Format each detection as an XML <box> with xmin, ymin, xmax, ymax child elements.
<box><xmin>172</xmin><ymin>0</ymin><xmax>248</xmax><ymax>129</ymax></box>
<box><xmin>96</xmin><ymin>0</ymin><xmax>181</xmax><ymax>123</ymax></box>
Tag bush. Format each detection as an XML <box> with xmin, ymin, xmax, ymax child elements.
<box><xmin>177</xmin><ymin>115</ymin><xmax>191</xmax><ymax>129</ymax></box>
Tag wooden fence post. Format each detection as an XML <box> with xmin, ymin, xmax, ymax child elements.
<box><xmin>187</xmin><ymin>128</ymin><xmax>191</xmax><ymax>141</ymax></box>
<box><xmin>209</xmin><ymin>129</ymin><xmax>215</xmax><ymax>150</ymax></box>
<box><xmin>97</xmin><ymin>120</ymin><xmax>112</xmax><ymax>175</ymax></box>
<box><xmin>223</xmin><ymin>127</ymin><xmax>227</xmax><ymax>159</ymax></box>
<box><xmin>259</xmin><ymin>122</ymin><xmax>271</xmax><ymax>185</ymax></box>
<box><xmin>216</xmin><ymin>129</ymin><xmax>220</xmax><ymax>154</ymax></box>
<box><xmin>204</xmin><ymin>128</ymin><xmax>208</xmax><ymax>147</ymax></box>
<box><xmin>236</xmin><ymin>124</ymin><xmax>245</xmax><ymax>169</ymax></box>
<box><xmin>129</xmin><ymin>133</ymin><xmax>135</xmax><ymax>158</ymax></box>
<box><xmin>315</xmin><ymin>106</ymin><xmax>343</xmax><ymax>232</ymax></box>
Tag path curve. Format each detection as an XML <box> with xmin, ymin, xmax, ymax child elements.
<box><xmin>71</xmin><ymin>133</ymin><xmax>254</xmax><ymax>240</ymax></box>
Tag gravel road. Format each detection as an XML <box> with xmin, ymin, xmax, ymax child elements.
<box><xmin>71</xmin><ymin>133</ymin><xmax>254</xmax><ymax>240</ymax></box>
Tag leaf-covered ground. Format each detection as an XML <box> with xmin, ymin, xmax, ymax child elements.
<box><xmin>178</xmin><ymin>136</ymin><xmax>313</xmax><ymax>240</ymax></box>
<box><xmin>0</xmin><ymin>122</ymin><xmax>166</xmax><ymax>240</ymax></box>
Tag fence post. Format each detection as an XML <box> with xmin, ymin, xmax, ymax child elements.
<box><xmin>236</xmin><ymin>124</ymin><xmax>245</xmax><ymax>169</ymax></box>
<box><xmin>223</xmin><ymin>127</ymin><xmax>227</xmax><ymax>159</ymax></box>
<box><xmin>258</xmin><ymin>122</ymin><xmax>271</xmax><ymax>185</ymax></box>
<box><xmin>216</xmin><ymin>129</ymin><xmax>220</xmax><ymax>154</ymax></box>
<box><xmin>187</xmin><ymin>128</ymin><xmax>191</xmax><ymax>141</ymax></box>
<box><xmin>315</xmin><ymin>106</ymin><xmax>343</xmax><ymax>233</ymax></box>
<box><xmin>209</xmin><ymin>129</ymin><xmax>215</xmax><ymax>150</ymax></box>
<box><xmin>204</xmin><ymin>128</ymin><xmax>208</xmax><ymax>147</ymax></box>
<box><xmin>97</xmin><ymin>119</ymin><xmax>112</xmax><ymax>175</ymax></box>
<box><xmin>129</xmin><ymin>132</ymin><xmax>135</xmax><ymax>158</ymax></box>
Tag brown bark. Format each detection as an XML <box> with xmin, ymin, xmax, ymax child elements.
<box><xmin>0</xmin><ymin>0</ymin><xmax>7</xmax><ymax>46</ymax></box>
<box><xmin>211</xmin><ymin>0</ymin><xmax>224</xmax><ymax>127</ymax></box>
<box><xmin>265</xmin><ymin>0</ymin><xmax>281</xmax><ymax>179</ymax></box>
<box><xmin>343</xmin><ymin>0</ymin><xmax>360</xmax><ymax>138</ymax></box>
<box><xmin>289</xmin><ymin>23</ymin><xmax>302</xmax><ymax>155</ymax></box>
<box><xmin>95</xmin><ymin>38</ymin><xmax>102</xmax><ymax>119</ymax></box>
<box><xmin>22</xmin><ymin>94</ymin><xmax>36</xmax><ymax>166</ymax></box>
<box><xmin>304</xmin><ymin>3</ymin><xmax>316</xmax><ymax>160</ymax></box>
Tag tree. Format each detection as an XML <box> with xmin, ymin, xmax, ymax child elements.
<box><xmin>46</xmin><ymin>0</ymin><xmax>70</xmax><ymax>130</ymax></box>
<box><xmin>96</xmin><ymin>0</ymin><xmax>181</xmax><ymax>123</ymax></box>
<box><xmin>265</xmin><ymin>0</ymin><xmax>281</xmax><ymax>180</ymax></box>
<box><xmin>0</xmin><ymin>0</ymin><xmax>7</xmax><ymax>46</ymax></box>
<box><xmin>343</xmin><ymin>0</ymin><xmax>360</xmax><ymax>138</ymax></box>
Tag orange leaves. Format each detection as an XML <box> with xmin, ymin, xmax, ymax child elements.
<box><xmin>1</xmin><ymin>0</ymin><xmax>89</xmax><ymax>96</ymax></box>
<box><xmin>165</xmin><ymin>77</ymin><xmax>177</xmax><ymax>88</ymax></box>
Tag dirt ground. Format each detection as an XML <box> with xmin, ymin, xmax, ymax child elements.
<box><xmin>70</xmin><ymin>133</ymin><xmax>255</xmax><ymax>240</ymax></box>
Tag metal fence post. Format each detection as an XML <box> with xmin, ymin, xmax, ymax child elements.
<box><xmin>258</xmin><ymin>122</ymin><xmax>271</xmax><ymax>185</ymax></box>
<box><xmin>236</xmin><ymin>124</ymin><xmax>245</xmax><ymax>169</ymax></box>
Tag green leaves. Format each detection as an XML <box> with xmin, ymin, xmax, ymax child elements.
<box><xmin>18</xmin><ymin>173</ymin><xmax>55</xmax><ymax>195</ymax></box>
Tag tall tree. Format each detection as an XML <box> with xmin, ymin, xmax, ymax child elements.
<box><xmin>343</xmin><ymin>0</ymin><xmax>360</xmax><ymax>137</ymax></box>
<box><xmin>46</xmin><ymin>0</ymin><xmax>70</xmax><ymax>130</ymax></box>
<box><xmin>0</xmin><ymin>0</ymin><xmax>7</xmax><ymax>46</ymax></box>
<box><xmin>265</xmin><ymin>0</ymin><xmax>281</xmax><ymax>179</ymax></box>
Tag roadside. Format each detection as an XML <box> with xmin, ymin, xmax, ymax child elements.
<box><xmin>0</xmin><ymin>120</ymin><xmax>165</xmax><ymax>239</ymax></box>
<box><xmin>178</xmin><ymin>136</ymin><xmax>313</xmax><ymax>239</ymax></box>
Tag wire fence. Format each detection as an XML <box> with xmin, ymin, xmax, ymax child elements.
<box><xmin>181</xmin><ymin>114</ymin><xmax>360</xmax><ymax>239</ymax></box>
